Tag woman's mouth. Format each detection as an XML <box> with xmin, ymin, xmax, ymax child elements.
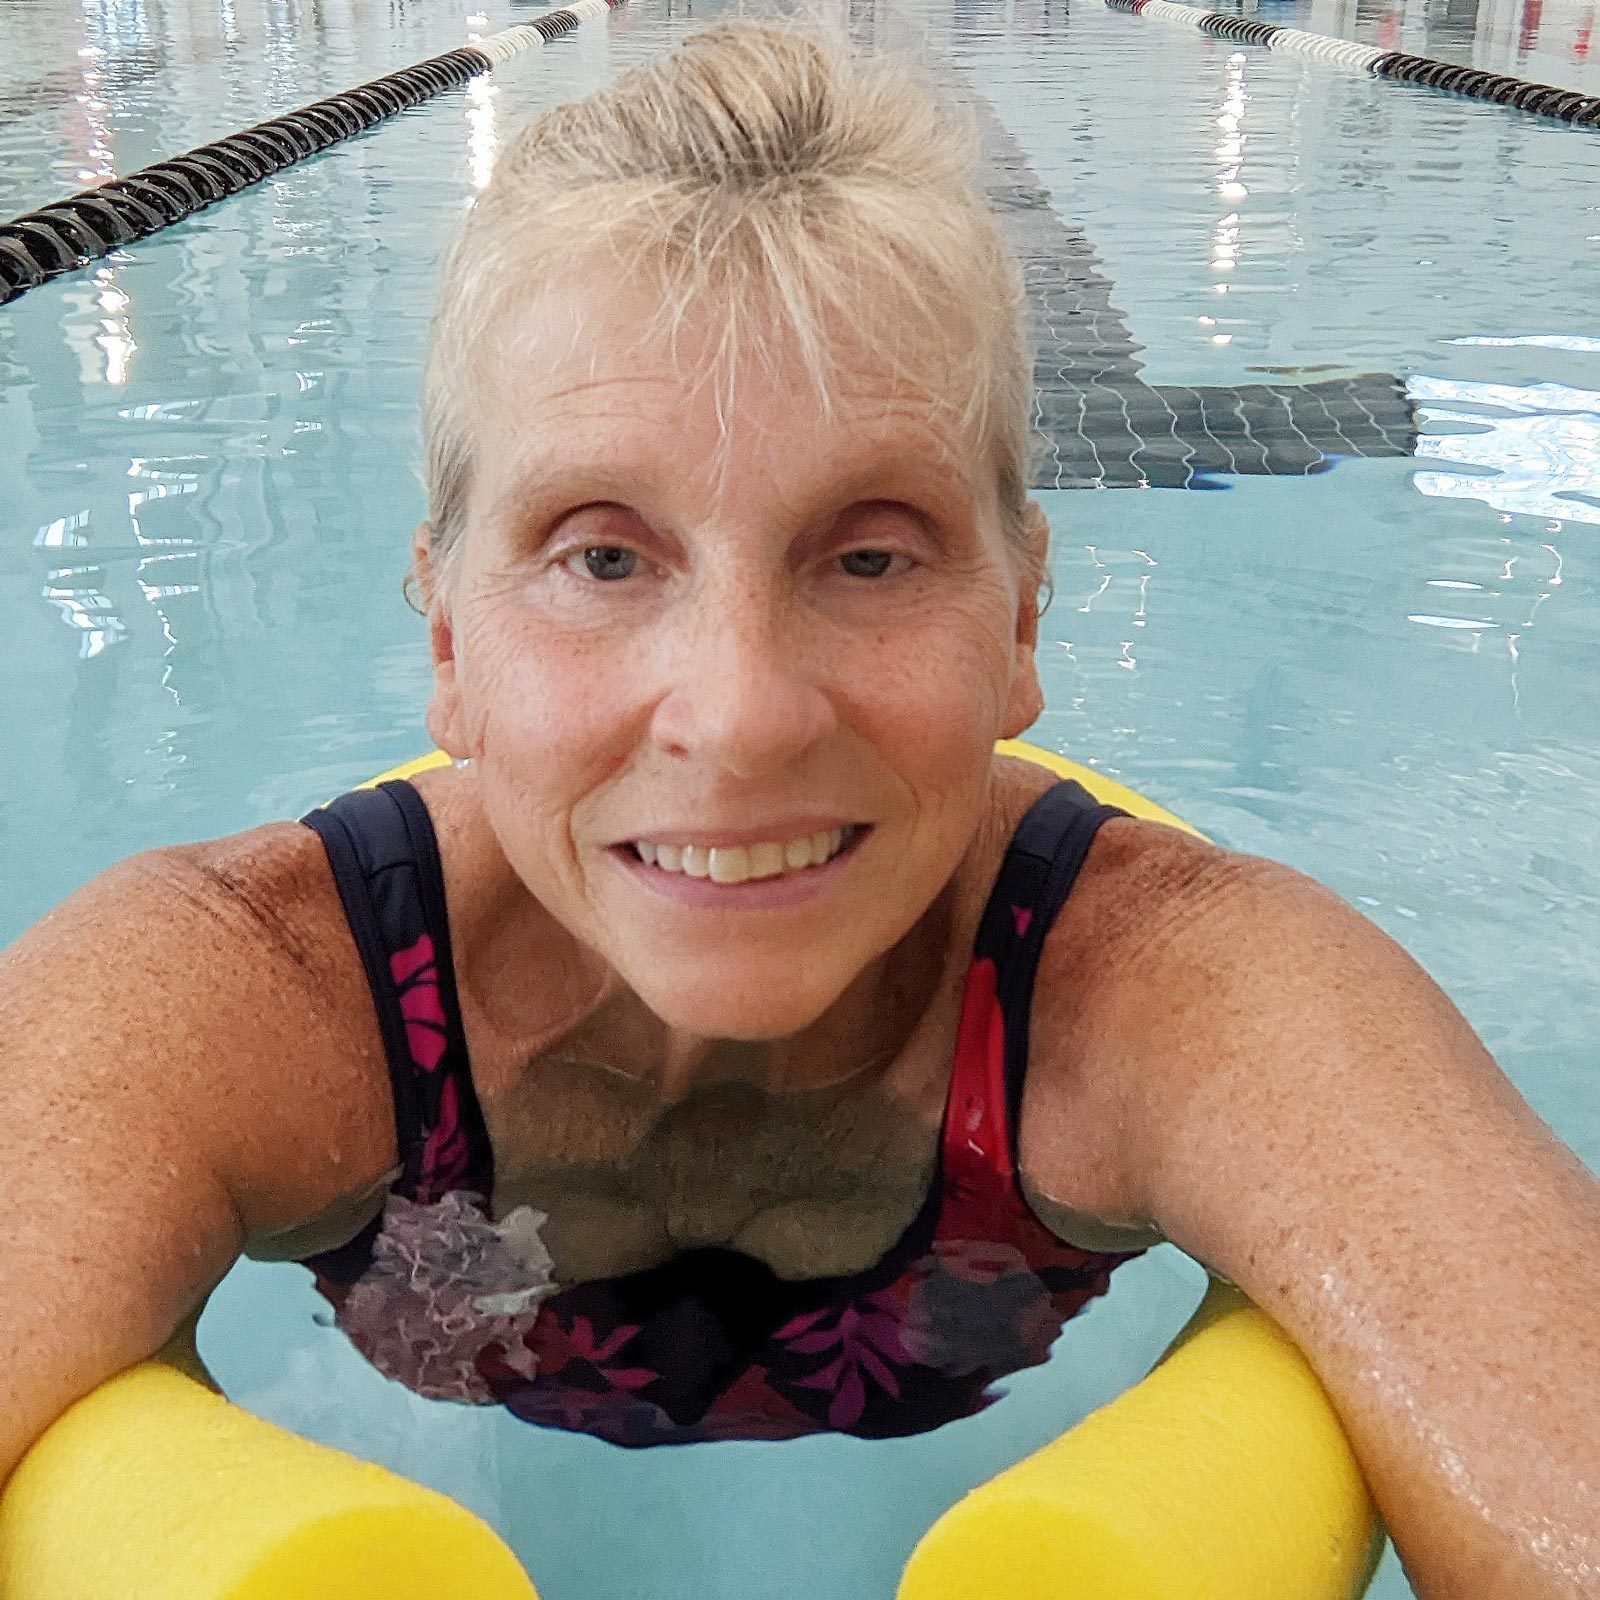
<box><xmin>607</xmin><ymin>822</ymin><xmax>871</xmax><ymax>910</ymax></box>
<box><xmin>628</xmin><ymin>824</ymin><xmax>863</xmax><ymax>885</ymax></box>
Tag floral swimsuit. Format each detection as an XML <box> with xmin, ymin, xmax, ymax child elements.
<box><xmin>300</xmin><ymin>778</ymin><xmax>1142</xmax><ymax>1447</ymax></box>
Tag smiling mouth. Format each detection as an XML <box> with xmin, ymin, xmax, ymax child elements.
<box><xmin>622</xmin><ymin>825</ymin><xmax>867</xmax><ymax>886</ymax></box>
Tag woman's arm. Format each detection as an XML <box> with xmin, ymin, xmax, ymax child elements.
<box><xmin>1024</xmin><ymin>825</ymin><xmax>1600</xmax><ymax>1600</ymax></box>
<box><xmin>0</xmin><ymin>830</ymin><xmax>397</xmax><ymax>1486</ymax></box>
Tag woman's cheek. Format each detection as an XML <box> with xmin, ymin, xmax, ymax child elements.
<box><xmin>468</xmin><ymin>615</ymin><xmax>659</xmax><ymax>824</ymax></box>
<box><xmin>461</xmin><ymin>593</ymin><xmax>589</xmax><ymax>722</ymax></box>
<box><xmin>857</xmin><ymin>587</ymin><xmax>1015</xmax><ymax>748</ymax></box>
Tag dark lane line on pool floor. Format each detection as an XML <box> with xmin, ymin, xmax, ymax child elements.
<box><xmin>963</xmin><ymin>87</ymin><xmax>1417</xmax><ymax>489</ymax></box>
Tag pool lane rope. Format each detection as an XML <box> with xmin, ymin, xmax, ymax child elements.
<box><xmin>0</xmin><ymin>0</ymin><xmax>623</xmax><ymax>307</ymax></box>
<box><xmin>1106</xmin><ymin>0</ymin><xmax>1600</xmax><ymax>126</ymax></box>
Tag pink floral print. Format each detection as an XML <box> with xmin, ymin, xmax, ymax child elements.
<box><xmin>778</xmin><ymin>1294</ymin><xmax>910</xmax><ymax>1428</ymax></box>
<box><xmin>391</xmin><ymin>933</ymin><xmax>448</xmax><ymax>1072</ymax></box>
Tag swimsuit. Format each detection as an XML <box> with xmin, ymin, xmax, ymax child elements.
<box><xmin>299</xmin><ymin>779</ymin><xmax>1142</xmax><ymax>1447</ymax></box>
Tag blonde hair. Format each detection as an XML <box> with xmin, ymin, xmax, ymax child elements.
<box><xmin>419</xmin><ymin>19</ymin><xmax>1035</xmax><ymax>595</ymax></box>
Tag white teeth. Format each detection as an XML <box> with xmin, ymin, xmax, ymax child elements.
<box><xmin>634</xmin><ymin>825</ymin><xmax>856</xmax><ymax>885</ymax></box>
<box><xmin>708</xmin><ymin>845</ymin><xmax>749</xmax><ymax>884</ymax></box>
<box><xmin>748</xmin><ymin>841</ymin><xmax>786</xmax><ymax>878</ymax></box>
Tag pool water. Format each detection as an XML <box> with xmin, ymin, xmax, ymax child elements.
<box><xmin>2</xmin><ymin>0</ymin><xmax>1597</xmax><ymax>1595</ymax></box>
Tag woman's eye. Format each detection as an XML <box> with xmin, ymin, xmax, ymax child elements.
<box><xmin>838</xmin><ymin>549</ymin><xmax>898</xmax><ymax>579</ymax></box>
<box><xmin>568</xmin><ymin>545</ymin><xmax>638</xmax><ymax>582</ymax></box>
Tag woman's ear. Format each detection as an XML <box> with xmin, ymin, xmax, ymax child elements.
<box><xmin>1002</xmin><ymin>502</ymin><xmax>1048</xmax><ymax>738</ymax></box>
<box><xmin>1022</xmin><ymin>499</ymin><xmax>1051</xmax><ymax>605</ymax></box>
<box><xmin>411</xmin><ymin>524</ymin><xmax>471</xmax><ymax>759</ymax></box>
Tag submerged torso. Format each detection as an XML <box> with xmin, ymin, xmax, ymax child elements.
<box><xmin>251</xmin><ymin>770</ymin><xmax>1146</xmax><ymax>1446</ymax></box>
<box><xmin>487</xmin><ymin>1065</ymin><xmax>946</xmax><ymax>1284</ymax></box>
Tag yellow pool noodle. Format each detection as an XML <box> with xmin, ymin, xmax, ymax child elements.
<box><xmin>898</xmin><ymin>1280</ymin><xmax>1382</xmax><ymax>1600</ymax></box>
<box><xmin>361</xmin><ymin>744</ymin><xmax>1206</xmax><ymax>834</ymax></box>
<box><xmin>0</xmin><ymin>1361</ymin><xmax>538</xmax><ymax>1600</ymax></box>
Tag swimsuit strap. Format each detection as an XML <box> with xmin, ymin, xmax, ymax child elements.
<box><xmin>943</xmin><ymin>780</ymin><xmax>1128</xmax><ymax>1200</ymax></box>
<box><xmin>301</xmin><ymin>781</ymin><xmax>492</xmax><ymax>1220</ymax></box>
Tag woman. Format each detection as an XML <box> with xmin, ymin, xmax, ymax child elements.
<box><xmin>1</xmin><ymin>20</ymin><xmax>1596</xmax><ymax>1597</ymax></box>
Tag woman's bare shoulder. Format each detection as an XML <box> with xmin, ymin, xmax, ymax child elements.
<box><xmin>4</xmin><ymin>819</ymin><xmax>398</xmax><ymax>1237</ymax></box>
<box><xmin>1022</xmin><ymin>813</ymin><xmax>1362</xmax><ymax>1127</ymax></box>
<box><xmin>44</xmin><ymin>816</ymin><xmax>357</xmax><ymax>963</ymax></box>
<box><xmin>174</xmin><ymin>818</ymin><xmax>355</xmax><ymax>956</ymax></box>
<box><xmin>0</xmin><ymin>818</ymin><xmax>409</xmax><ymax>1482</ymax></box>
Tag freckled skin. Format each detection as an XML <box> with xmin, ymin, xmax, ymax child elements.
<box><xmin>2</xmin><ymin>276</ymin><xmax>1597</xmax><ymax>1600</ymax></box>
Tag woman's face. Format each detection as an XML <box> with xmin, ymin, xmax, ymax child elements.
<box><xmin>425</xmin><ymin>275</ymin><xmax>1043</xmax><ymax>1041</ymax></box>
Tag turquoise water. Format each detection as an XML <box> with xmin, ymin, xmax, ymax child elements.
<box><xmin>3</xmin><ymin>0</ymin><xmax>1598</xmax><ymax>1595</ymax></box>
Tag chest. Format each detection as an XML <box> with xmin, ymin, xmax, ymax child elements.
<box><xmin>482</xmin><ymin>1058</ymin><xmax>946</xmax><ymax>1283</ymax></box>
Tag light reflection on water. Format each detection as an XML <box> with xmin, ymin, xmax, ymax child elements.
<box><xmin>1411</xmin><ymin>373</ymin><xmax>1600</xmax><ymax>525</ymax></box>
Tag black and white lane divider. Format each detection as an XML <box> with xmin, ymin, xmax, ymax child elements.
<box><xmin>0</xmin><ymin>0</ymin><xmax>624</xmax><ymax>307</ymax></box>
<box><xmin>1106</xmin><ymin>0</ymin><xmax>1600</xmax><ymax>127</ymax></box>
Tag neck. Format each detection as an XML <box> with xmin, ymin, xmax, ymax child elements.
<box><xmin>430</xmin><ymin>763</ymin><xmax>990</xmax><ymax>1105</ymax></box>
<box><xmin>641</xmin><ymin>883</ymin><xmax>960</xmax><ymax>1101</ymax></box>
<box><xmin>467</xmin><ymin>866</ymin><xmax>963</xmax><ymax>1106</ymax></box>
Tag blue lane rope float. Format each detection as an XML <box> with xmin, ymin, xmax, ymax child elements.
<box><xmin>1105</xmin><ymin>0</ymin><xmax>1600</xmax><ymax>126</ymax></box>
<box><xmin>0</xmin><ymin>0</ymin><xmax>625</xmax><ymax>308</ymax></box>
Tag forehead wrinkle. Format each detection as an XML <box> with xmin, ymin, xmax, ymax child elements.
<box><xmin>469</xmin><ymin>290</ymin><xmax>986</xmax><ymax>532</ymax></box>
<box><xmin>469</xmin><ymin>368</ymin><xmax>686</xmax><ymax>526</ymax></box>
<box><xmin>767</xmin><ymin>392</ymin><xmax>982</xmax><ymax>508</ymax></box>
<box><xmin>477</xmin><ymin>389</ymin><xmax>982</xmax><ymax>542</ymax></box>
<box><xmin>475</xmin><ymin>366</ymin><xmax>684</xmax><ymax>442</ymax></box>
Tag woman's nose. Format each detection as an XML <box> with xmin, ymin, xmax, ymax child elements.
<box><xmin>647</xmin><ymin>577</ymin><xmax>838</xmax><ymax>778</ymax></box>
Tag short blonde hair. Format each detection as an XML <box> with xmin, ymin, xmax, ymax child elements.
<box><xmin>420</xmin><ymin>19</ymin><xmax>1034</xmax><ymax>593</ymax></box>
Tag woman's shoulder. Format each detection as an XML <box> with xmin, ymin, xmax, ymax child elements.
<box><xmin>16</xmin><ymin>819</ymin><xmax>402</xmax><ymax>1237</ymax></box>
<box><xmin>1035</xmin><ymin>795</ymin><xmax>1343</xmax><ymax>1065</ymax></box>
<box><xmin>0</xmin><ymin>817</ymin><xmax>409</xmax><ymax>1480</ymax></box>
<box><xmin>1057</xmin><ymin>808</ymin><xmax>1352</xmax><ymax>995</ymax></box>
<box><xmin>16</xmin><ymin>816</ymin><xmax>358</xmax><ymax>995</ymax></box>
<box><xmin>1012</xmin><ymin>785</ymin><xmax>1340</xmax><ymax>1219</ymax></box>
<box><xmin>986</xmin><ymin>747</ymin><xmax>1246</xmax><ymax>933</ymax></box>
<box><xmin>175</xmin><ymin>817</ymin><xmax>361</xmax><ymax>954</ymax></box>
<box><xmin>1017</xmin><ymin>782</ymin><xmax>1478</xmax><ymax>1229</ymax></box>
